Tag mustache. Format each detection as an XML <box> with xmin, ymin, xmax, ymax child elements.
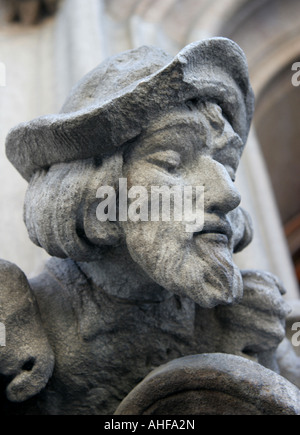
<box><xmin>194</xmin><ymin>216</ymin><xmax>233</xmax><ymax>241</ymax></box>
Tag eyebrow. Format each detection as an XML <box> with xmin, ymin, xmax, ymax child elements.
<box><xmin>146</xmin><ymin>149</ymin><xmax>182</xmax><ymax>162</ymax></box>
<box><xmin>134</xmin><ymin>125</ymin><xmax>209</xmax><ymax>159</ymax></box>
<box><xmin>212</xmin><ymin>146</ymin><xmax>242</xmax><ymax>174</ymax></box>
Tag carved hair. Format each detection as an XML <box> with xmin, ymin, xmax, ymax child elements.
<box><xmin>24</xmin><ymin>154</ymin><xmax>123</xmax><ymax>261</ymax></box>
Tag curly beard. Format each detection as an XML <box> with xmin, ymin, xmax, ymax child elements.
<box><xmin>124</xmin><ymin>220</ymin><xmax>243</xmax><ymax>309</ymax></box>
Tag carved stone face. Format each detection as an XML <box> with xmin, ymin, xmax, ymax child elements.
<box><xmin>121</xmin><ymin>102</ymin><xmax>244</xmax><ymax>308</ymax></box>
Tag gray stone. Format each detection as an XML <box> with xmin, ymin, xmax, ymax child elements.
<box><xmin>0</xmin><ymin>260</ymin><xmax>54</xmax><ymax>404</ymax></box>
<box><xmin>276</xmin><ymin>300</ymin><xmax>300</xmax><ymax>389</ymax></box>
<box><xmin>5</xmin><ymin>39</ymin><xmax>254</xmax><ymax>181</ymax></box>
<box><xmin>2</xmin><ymin>0</ymin><xmax>59</xmax><ymax>25</ymax></box>
<box><xmin>0</xmin><ymin>38</ymin><xmax>298</xmax><ymax>415</ymax></box>
<box><xmin>115</xmin><ymin>353</ymin><xmax>300</xmax><ymax>415</ymax></box>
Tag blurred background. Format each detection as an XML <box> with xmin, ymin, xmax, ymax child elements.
<box><xmin>0</xmin><ymin>0</ymin><xmax>299</xmax><ymax>299</ymax></box>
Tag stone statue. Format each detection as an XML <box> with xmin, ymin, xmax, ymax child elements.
<box><xmin>1</xmin><ymin>38</ymin><xmax>300</xmax><ymax>415</ymax></box>
<box><xmin>3</xmin><ymin>0</ymin><xmax>58</xmax><ymax>25</ymax></box>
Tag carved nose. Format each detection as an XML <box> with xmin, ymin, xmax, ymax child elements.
<box><xmin>205</xmin><ymin>161</ymin><xmax>241</xmax><ymax>215</ymax></box>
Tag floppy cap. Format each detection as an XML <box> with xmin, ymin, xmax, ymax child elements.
<box><xmin>6</xmin><ymin>38</ymin><xmax>255</xmax><ymax>182</ymax></box>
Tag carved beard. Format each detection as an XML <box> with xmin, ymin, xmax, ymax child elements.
<box><xmin>124</xmin><ymin>221</ymin><xmax>243</xmax><ymax>309</ymax></box>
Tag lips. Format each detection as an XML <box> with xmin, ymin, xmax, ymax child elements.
<box><xmin>194</xmin><ymin>218</ymin><xmax>233</xmax><ymax>244</ymax></box>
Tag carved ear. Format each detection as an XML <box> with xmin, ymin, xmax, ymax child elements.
<box><xmin>6</xmin><ymin>352</ymin><xmax>55</xmax><ymax>403</ymax></box>
<box><xmin>83</xmin><ymin>153</ymin><xmax>124</xmax><ymax>247</ymax></box>
<box><xmin>84</xmin><ymin>200</ymin><xmax>123</xmax><ymax>247</ymax></box>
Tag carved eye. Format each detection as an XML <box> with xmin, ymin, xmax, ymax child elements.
<box><xmin>221</xmin><ymin>107</ymin><xmax>234</xmax><ymax>128</ymax></box>
<box><xmin>148</xmin><ymin>151</ymin><xmax>181</xmax><ymax>173</ymax></box>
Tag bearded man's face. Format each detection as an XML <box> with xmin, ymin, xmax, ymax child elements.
<box><xmin>120</xmin><ymin>103</ymin><xmax>246</xmax><ymax>308</ymax></box>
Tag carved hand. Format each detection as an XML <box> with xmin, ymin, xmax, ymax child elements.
<box><xmin>215</xmin><ymin>270</ymin><xmax>291</xmax><ymax>370</ymax></box>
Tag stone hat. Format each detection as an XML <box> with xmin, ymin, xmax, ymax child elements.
<box><xmin>6</xmin><ymin>38</ymin><xmax>254</xmax><ymax>182</ymax></box>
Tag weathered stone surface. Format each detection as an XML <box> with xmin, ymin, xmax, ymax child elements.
<box><xmin>193</xmin><ymin>270</ymin><xmax>290</xmax><ymax>373</ymax></box>
<box><xmin>0</xmin><ymin>38</ymin><xmax>298</xmax><ymax>415</ymax></box>
<box><xmin>0</xmin><ymin>260</ymin><xmax>54</xmax><ymax>405</ymax></box>
<box><xmin>115</xmin><ymin>354</ymin><xmax>300</xmax><ymax>415</ymax></box>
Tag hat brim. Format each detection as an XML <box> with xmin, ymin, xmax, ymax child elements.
<box><xmin>6</xmin><ymin>38</ymin><xmax>254</xmax><ymax>181</ymax></box>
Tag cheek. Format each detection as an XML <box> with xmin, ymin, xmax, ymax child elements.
<box><xmin>121</xmin><ymin>221</ymin><xmax>161</xmax><ymax>274</ymax></box>
<box><xmin>124</xmin><ymin>163</ymin><xmax>153</xmax><ymax>189</ymax></box>
<box><xmin>121</xmin><ymin>220</ymin><xmax>188</xmax><ymax>266</ymax></box>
